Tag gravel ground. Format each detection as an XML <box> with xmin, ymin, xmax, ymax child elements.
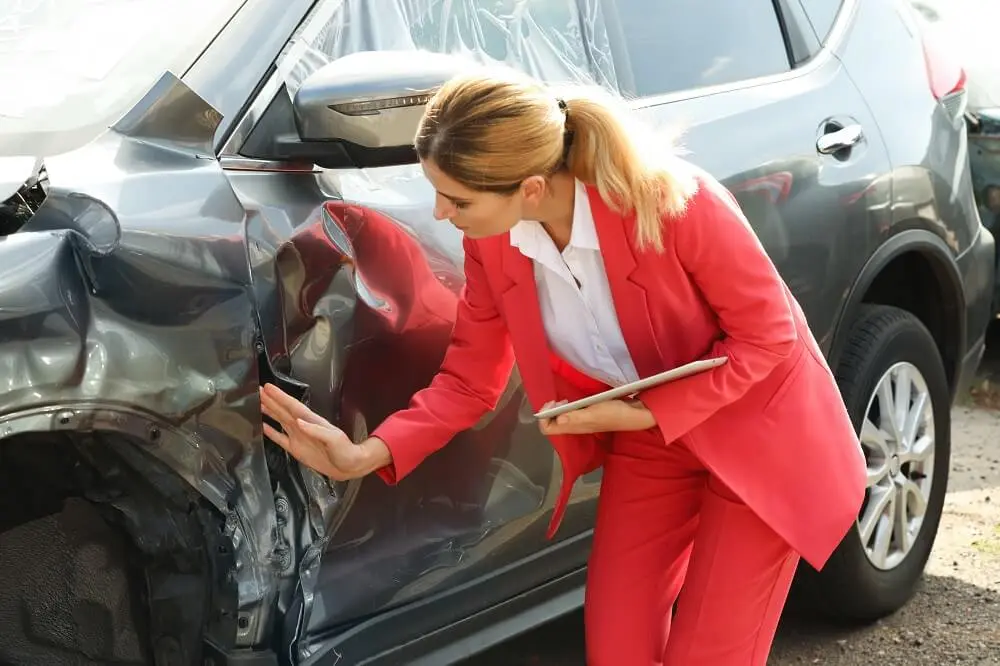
<box><xmin>772</xmin><ymin>405</ymin><xmax>1000</xmax><ymax>666</ymax></box>
<box><xmin>470</xmin><ymin>329</ymin><xmax>1000</xmax><ymax>665</ymax></box>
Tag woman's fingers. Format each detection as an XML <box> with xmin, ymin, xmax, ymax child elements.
<box><xmin>260</xmin><ymin>386</ymin><xmax>295</xmax><ymax>430</ymax></box>
<box><xmin>265</xmin><ymin>422</ymin><xmax>317</xmax><ymax>469</ymax></box>
<box><xmin>263</xmin><ymin>384</ymin><xmax>326</xmax><ymax>424</ymax></box>
<box><xmin>554</xmin><ymin>408</ymin><xmax>581</xmax><ymax>427</ymax></box>
<box><xmin>538</xmin><ymin>400</ymin><xmax>577</xmax><ymax>435</ymax></box>
<box><xmin>260</xmin><ymin>384</ymin><xmax>360</xmax><ymax>480</ymax></box>
<box><xmin>298</xmin><ymin>419</ymin><xmax>345</xmax><ymax>445</ymax></box>
<box><xmin>265</xmin><ymin>422</ymin><xmax>341</xmax><ymax>477</ymax></box>
<box><xmin>261</xmin><ymin>385</ymin><xmax>334</xmax><ymax>434</ymax></box>
<box><xmin>260</xmin><ymin>388</ymin><xmax>296</xmax><ymax>430</ymax></box>
<box><xmin>297</xmin><ymin>420</ymin><xmax>362</xmax><ymax>472</ymax></box>
<box><xmin>299</xmin><ymin>411</ymin><xmax>330</xmax><ymax>427</ymax></box>
<box><xmin>538</xmin><ymin>405</ymin><xmax>599</xmax><ymax>435</ymax></box>
<box><xmin>262</xmin><ymin>422</ymin><xmax>290</xmax><ymax>449</ymax></box>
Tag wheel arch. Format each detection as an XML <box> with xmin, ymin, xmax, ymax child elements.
<box><xmin>827</xmin><ymin>229</ymin><xmax>966</xmax><ymax>397</ymax></box>
<box><xmin>0</xmin><ymin>405</ymin><xmax>235</xmax><ymax>511</ymax></box>
<box><xmin>0</xmin><ymin>406</ymin><xmax>273</xmax><ymax>658</ymax></box>
<box><xmin>0</xmin><ymin>426</ymin><xmax>243</xmax><ymax>664</ymax></box>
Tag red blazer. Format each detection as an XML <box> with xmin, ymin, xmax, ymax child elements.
<box><xmin>373</xmin><ymin>169</ymin><xmax>867</xmax><ymax>570</ymax></box>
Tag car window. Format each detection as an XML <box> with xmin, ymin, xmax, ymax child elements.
<box><xmin>798</xmin><ymin>0</ymin><xmax>843</xmax><ymax>41</ymax></box>
<box><xmin>276</xmin><ymin>0</ymin><xmax>620</xmax><ymax>98</ymax></box>
<box><xmin>612</xmin><ymin>0</ymin><xmax>791</xmax><ymax>98</ymax></box>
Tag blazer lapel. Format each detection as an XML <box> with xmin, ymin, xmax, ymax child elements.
<box><xmin>497</xmin><ymin>236</ymin><xmax>603</xmax><ymax>513</ymax></box>
<box><xmin>499</xmin><ymin>239</ymin><xmax>558</xmax><ymax>410</ymax></box>
<box><xmin>587</xmin><ymin>187</ymin><xmax>666</xmax><ymax>378</ymax></box>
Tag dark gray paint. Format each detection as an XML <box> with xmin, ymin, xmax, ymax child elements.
<box><xmin>0</xmin><ymin>0</ymin><xmax>995</xmax><ymax>663</ymax></box>
<box><xmin>0</xmin><ymin>73</ymin><xmax>285</xmax><ymax>647</ymax></box>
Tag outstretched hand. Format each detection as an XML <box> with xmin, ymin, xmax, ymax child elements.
<box><xmin>259</xmin><ymin>383</ymin><xmax>385</xmax><ymax>481</ymax></box>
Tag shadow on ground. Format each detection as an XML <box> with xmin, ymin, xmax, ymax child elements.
<box><xmin>464</xmin><ymin>320</ymin><xmax>1000</xmax><ymax>666</ymax></box>
<box><xmin>964</xmin><ymin>319</ymin><xmax>1000</xmax><ymax>410</ymax></box>
<box><xmin>464</xmin><ymin>574</ymin><xmax>1000</xmax><ymax>665</ymax></box>
<box><xmin>772</xmin><ymin>574</ymin><xmax>1000</xmax><ymax>665</ymax></box>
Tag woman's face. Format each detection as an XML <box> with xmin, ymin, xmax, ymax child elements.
<box><xmin>421</xmin><ymin>159</ymin><xmax>533</xmax><ymax>239</ymax></box>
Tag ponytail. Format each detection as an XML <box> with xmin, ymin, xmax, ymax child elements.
<box><xmin>417</xmin><ymin>68</ymin><xmax>696</xmax><ymax>251</ymax></box>
<box><xmin>557</xmin><ymin>86</ymin><xmax>696</xmax><ymax>251</ymax></box>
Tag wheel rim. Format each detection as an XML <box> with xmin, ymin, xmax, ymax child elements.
<box><xmin>856</xmin><ymin>361</ymin><xmax>936</xmax><ymax>571</ymax></box>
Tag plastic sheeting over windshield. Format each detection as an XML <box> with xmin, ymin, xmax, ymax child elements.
<box><xmin>0</xmin><ymin>0</ymin><xmax>244</xmax><ymax>157</ymax></box>
<box><xmin>276</xmin><ymin>0</ymin><xmax>620</xmax><ymax>98</ymax></box>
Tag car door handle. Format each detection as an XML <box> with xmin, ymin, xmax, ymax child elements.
<box><xmin>816</xmin><ymin>124</ymin><xmax>864</xmax><ymax>155</ymax></box>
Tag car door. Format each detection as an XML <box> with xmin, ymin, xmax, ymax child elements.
<box><xmin>216</xmin><ymin>0</ymin><xmax>620</xmax><ymax>661</ymax></box>
<box><xmin>603</xmin><ymin>0</ymin><xmax>893</xmax><ymax>353</ymax></box>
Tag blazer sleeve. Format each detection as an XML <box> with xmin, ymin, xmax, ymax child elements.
<box><xmin>372</xmin><ymin>237</ymin><xmax>515</xmax><ymax>484</ymax></box>
<box><xmin>637</xmin><ymin>176</ymin><xmax>797</xmax><ymax>444</ymax></box>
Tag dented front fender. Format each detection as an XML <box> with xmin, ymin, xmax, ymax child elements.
<box><xmin>0</xmin><ymin>72</ymin><xmax>281</xmax><ymax>648</ymax></box>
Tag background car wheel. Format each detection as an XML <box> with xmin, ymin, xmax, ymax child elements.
<box><xmin>798</xmin><ymin>304</ymin><xmax>951</xmax><ymax>622</ymax></box>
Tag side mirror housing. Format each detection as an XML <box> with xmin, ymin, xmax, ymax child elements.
<box><xmin>278</xmin><ymin>51</ymin><xmax>473</xmax><ymax>169</ymax></box>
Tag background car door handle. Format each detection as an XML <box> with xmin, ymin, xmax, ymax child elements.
<box><xmin>817</xmin><ymin>124</ymin><xmax>864</xmax><ymax>155</ymax></box>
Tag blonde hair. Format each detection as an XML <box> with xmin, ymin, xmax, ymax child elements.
<box><xmin>414</xmin><ymin>67</ymin><xmax>696</xmax><ymax>251</ymax></box>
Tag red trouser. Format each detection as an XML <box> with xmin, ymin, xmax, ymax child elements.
<box><xmin>584</xmin><ymin>429</ymin><xmax>799</xmax><ymax>665</ymax></box>
<box><xmin>549</xmin><ymin>353</ymin><xmax>798</xmax><ymax>665</ymax></box>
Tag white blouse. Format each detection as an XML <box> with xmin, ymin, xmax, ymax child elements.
<box><xmin>508</xmin><ymin>179</ymin><xmax>640</xmax><ymax>387</ymax></box>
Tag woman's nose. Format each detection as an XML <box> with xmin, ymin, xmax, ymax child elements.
<box><xmin>433</xmin><ymin>197</ymin><xmax>452</xmax><ymax>221</ymax></box>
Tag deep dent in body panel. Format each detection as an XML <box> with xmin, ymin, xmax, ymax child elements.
<box><xmin>245</xmin><ymin>192</ymin><xmax>548</xmax><ymax>660</ymax></box>
<box><xmin>0</xmin><ymin>73</ymin><xmax>280</xmax><ymax>648</ymax></box>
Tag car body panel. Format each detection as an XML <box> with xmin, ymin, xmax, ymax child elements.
<box><xmin>1</xmin><ymin>0</ymin><xmax>996</xmax><ymax>663</ymax></box>
<box><xmin>631</xmin><ymin>48</ymin><xmax>893</xmax><ymax>354</ymax></box>
<box><xmin>0</xmin><ymin>73</ymin><xmax>284</xmax><ymax>649</ymax></box>
<box><xmin>227</xmin><ymin>161</ymin><xmax>577</xmax><ymax>657</ymax></box>
<box><xmin>840</xmin><ymin>0</ymin><xmax>979</xmax><ymax>255</ymax></box>
<box><xmin>213</xmin><ymin>1</ymin><xmax>627</xmax><ymax>657</ymax></box>
<box><xmin>182</xmin><ymin>0</ymin><xmax>316</xmax><ymax>153</ymax></box>
<box><xmin>905</xmin><ymin>0</ymin><xmax>1000</xmax><ymax>313</ymax></box>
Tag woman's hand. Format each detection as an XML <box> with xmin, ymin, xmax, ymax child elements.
<box><xmin>538</xmin><ymin>398</ymin><xmax>656</xmax><ymax>436</ymax></box>
<box><xmin>259</xmin><ymin>383</ymin><xmax>391</xmax><ymax>481</ymax></box>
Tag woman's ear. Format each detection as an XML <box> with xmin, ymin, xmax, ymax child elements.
<box><xmin>520</xmin><ymin>175</ymin><xmax>548</xmax><ymax>206</ymax></box>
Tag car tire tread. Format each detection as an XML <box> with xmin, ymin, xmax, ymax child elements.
<box><xmin>796</xmin><ymin>303</ymin><xmax>952</xmax><ymax>623</ymax></box>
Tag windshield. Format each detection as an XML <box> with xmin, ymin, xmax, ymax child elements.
<box><xmin>0</xmin><ymin>0</ymin><xmax>245</xmax><ymax>157</ymax></box>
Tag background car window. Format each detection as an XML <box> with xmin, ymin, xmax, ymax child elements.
<box><xmin>798</xmin><ymin>0</ymin><xmax>843</xmax><ymax>41</ymax></box>
<box><xmin>276</xmin><ymin>0</ymin><xmax>620</xmax><ymax>98</ymax></box>
<box><xmin>612</xmin><ymin>0</ymin><xmax>791</xmax><ymax>98</ymax></box>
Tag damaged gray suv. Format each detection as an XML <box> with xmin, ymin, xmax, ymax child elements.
<box><xmin>1</xmin><ymin>0</ymin><xmax>995</xmax><ymax>664</ymax></box>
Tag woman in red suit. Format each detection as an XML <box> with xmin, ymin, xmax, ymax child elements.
<box><xmin>260</xmin><ymin>67</ymin><xmax>868</xmax><ymax>665</ymax></box>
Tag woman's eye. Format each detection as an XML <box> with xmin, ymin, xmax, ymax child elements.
<box><xmin>455</xmin><ymin>202</ymin><xmax>469</xmax><ymax>210</ymax></box>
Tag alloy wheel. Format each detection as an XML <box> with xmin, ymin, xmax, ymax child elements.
<box><xmin>856</xmin><ymin>361</ymin><xmax>936</xmax><ymax>571</ymax></box>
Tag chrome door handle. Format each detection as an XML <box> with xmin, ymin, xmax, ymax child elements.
<box><xmin>817</xmin><ymin>124</ymin><xmax>864</xmax><ymax>155</ymax></box>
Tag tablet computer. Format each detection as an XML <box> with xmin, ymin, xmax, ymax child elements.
<box><xmin>533</xmin><ymin>356</ymin><xmax>728</xmax><ymax>420</ymax></box>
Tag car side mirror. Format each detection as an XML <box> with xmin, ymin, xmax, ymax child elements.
<box><xmin>278</xmin><ymin>50</ymin><xmax>473</xmax><ymax>169</ymax></box>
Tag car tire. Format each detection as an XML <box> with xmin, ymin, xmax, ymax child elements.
<box><xmin>798</xmin><ymin>304</ymin><xmax>951</xmax><ymax>623</ymax></box>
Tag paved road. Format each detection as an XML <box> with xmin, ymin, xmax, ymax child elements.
<box><xmin>464</xmin><ymin>325</ymin><xmax>1000</xmax><ymax>666</ymax></box>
